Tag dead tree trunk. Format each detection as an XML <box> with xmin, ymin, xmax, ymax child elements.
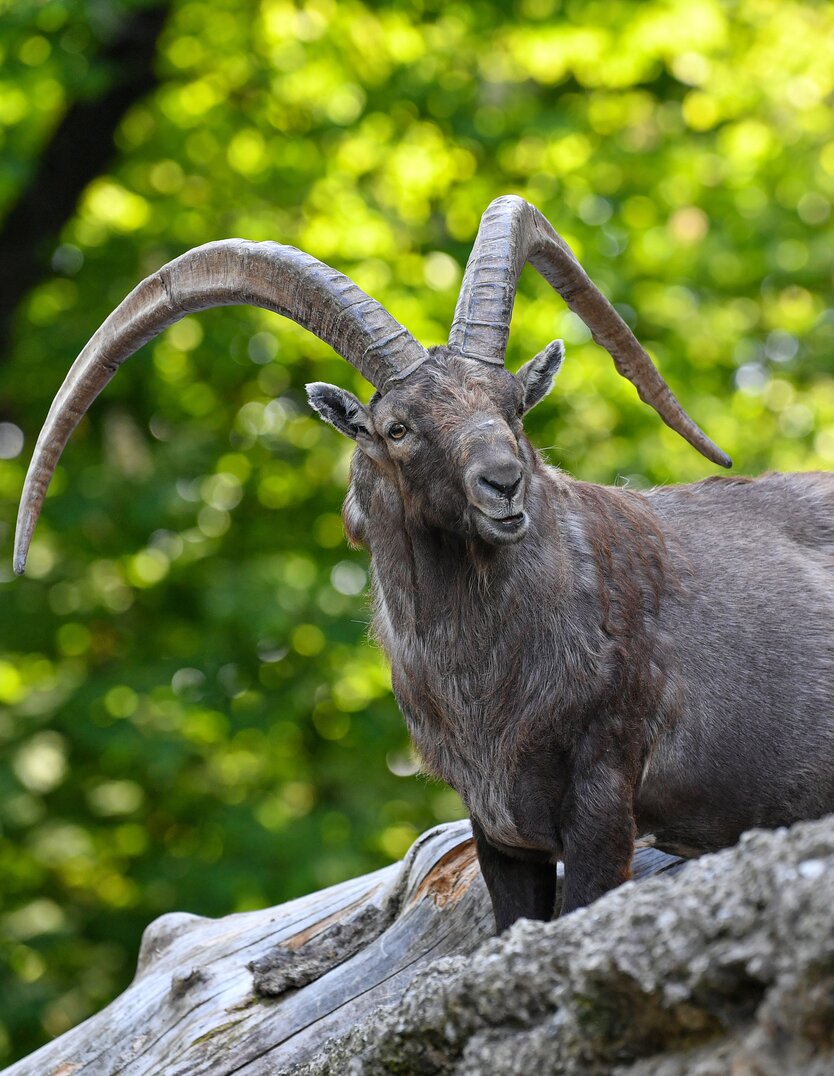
<box><xmin>4</xmin><ymin>822</ymin><xmax>682</xmax><ymax>1075</ymax></box>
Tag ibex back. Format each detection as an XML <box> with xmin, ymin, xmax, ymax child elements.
<box><xmin>15</xmin><ymin>197</ymin><xmax>834</xmax><ymax>932</ymax></box>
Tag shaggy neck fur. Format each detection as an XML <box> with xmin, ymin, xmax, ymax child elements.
<box><xmin>344</xmin><ymin>444</ymin><xmax>672</xmax><ymax>851</ymax></box>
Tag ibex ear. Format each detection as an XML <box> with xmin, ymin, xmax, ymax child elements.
<box><xmin>516</xmin><ymin>339</ymin><xmax>564</xmax><ymax>414</ymax></box>
<box><xmin>306</xmin><ymin>382</ymin><xmax>372</xmax><ymax>441</ymax></box>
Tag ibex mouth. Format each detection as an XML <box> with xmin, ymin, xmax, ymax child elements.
<box><xmin>472</xmin><ymin>507</ymin><xmax>529</xmax><ymax>545</ymax></box>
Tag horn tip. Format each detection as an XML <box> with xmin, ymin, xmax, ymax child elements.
<box><xmin>704</xmin><ymin>445</ymin><xmax>732</xmax><ymax>469</ymax></box>
<box><xmin>13</xmin><ymin>519</ymin><xmax>31</xmax><ymax>576</ymax></box>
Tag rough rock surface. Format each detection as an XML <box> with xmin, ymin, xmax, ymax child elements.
<box><xmin>298</xmin><ymin>816</ymin><xmax>834</xmax><ymax>1075</ymax></box>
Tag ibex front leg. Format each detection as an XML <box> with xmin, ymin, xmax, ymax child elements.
<box><xmin>559</xmin><ymin>741</ymin><xmax>637</xmax><ymax>915</ymax></box>
<box><xmin>471</xmin><ymin>817</ymin><xmax>558</xmax><ymax>933</ymax></box>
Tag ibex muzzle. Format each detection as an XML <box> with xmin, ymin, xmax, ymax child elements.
<box><xmin>462</xmin><ymin>422</ymin><xmax>527</xmax><ymax>544</ymax></box>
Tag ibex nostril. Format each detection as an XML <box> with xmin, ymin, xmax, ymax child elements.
<box><xmin>480</xmin><ymin>471</ymin><xmax>522</xmax><ymax>498</ymax></box>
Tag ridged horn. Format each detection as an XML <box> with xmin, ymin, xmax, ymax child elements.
<box><xmin>14</xmin><ymin>239</ymin><xmax>428</xmax><ymax>574</ymax></box>
<box><xmin>449</xmin><ymin>195</ymin><xmax>731</xmax><ymax>469</ymax></box>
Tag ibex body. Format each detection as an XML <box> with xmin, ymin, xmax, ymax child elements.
<box><xmin>16</xmin><ymin>196</ymin><xmax>834</xmax><ymax>931</ymax></box>
<box><xmin>316</xmin><ymin>349</ymin><xmax>834</xmax><ymax>927</ymax></box>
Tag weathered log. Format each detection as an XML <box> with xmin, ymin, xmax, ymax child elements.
<box><xmin>4</xmin><ymin>822</ymin><xmax>682</xmax><ymax>1075</ymax></box>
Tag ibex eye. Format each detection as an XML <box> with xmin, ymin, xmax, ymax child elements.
<box><xmin>388</xmin><ymin>423</ymin><xmax>407</xmax><ymax>440</ymax></box>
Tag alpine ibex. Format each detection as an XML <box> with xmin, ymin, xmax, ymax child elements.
<box><xmin>15</xmin><ymin>197</ymin><xmax>834</xmax><ymax>931</ymax></box>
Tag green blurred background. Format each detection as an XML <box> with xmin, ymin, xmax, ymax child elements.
<box><xmin>0</xmin><ymin>0</ymin><xmax>832</xmax><ymax>1063</ymax></box>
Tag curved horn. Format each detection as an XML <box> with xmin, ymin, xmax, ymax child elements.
<box><xmin>449</xmin><ymin>196</ymin><xmax>731</xmax><ymax>469</ymax></box>
<box><xmin>14</xmin><ymin>239</ymin><xmax>428</xmax><ymax>574</ymax></box>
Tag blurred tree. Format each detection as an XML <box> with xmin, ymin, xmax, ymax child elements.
<box><xmin>0</xmin><ymin>0</ymin><xmax>832</xmax><ymax>1064</ymax></box>
<box><xmin>0</xmin><ymin>0</ymin><xmax>171</xmax><ymax>366</ymax></box>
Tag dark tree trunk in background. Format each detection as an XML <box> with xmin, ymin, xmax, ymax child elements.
<box><xmin>0</xmin><ymin>1</ymin><xmax>171</xmax><ymax>364</ymax></box>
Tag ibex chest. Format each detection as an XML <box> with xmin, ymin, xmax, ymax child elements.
<box><xmin>388</xmin><ymin>641</ymin><xmax>569</xmax><ymax>855</ymax></box>
<box><xmin>371</xmin><ymin>537</ymin><xmax>605</xmax><ymax>854</ymax></box>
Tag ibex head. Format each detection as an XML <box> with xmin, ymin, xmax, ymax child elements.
<box><xmin>308</xmin><ymin>341</ymin><xmax>564</xmax><ymax>546</ymax></box>
<box><xmin>14</xmin><ymin>196</ymin><xmax>730</xmax><ymax>573</ymax></box>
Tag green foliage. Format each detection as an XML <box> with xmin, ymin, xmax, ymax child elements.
<box><xmin>1</xmin><ymin>0</ymin><xmax>833</xmax><ymax>1063</ymax></box>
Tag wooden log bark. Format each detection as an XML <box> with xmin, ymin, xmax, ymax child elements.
<box><xmin>4</xmin><ymin>823</ymin><xmax>682</xmax><ymax>1075</ymax></box>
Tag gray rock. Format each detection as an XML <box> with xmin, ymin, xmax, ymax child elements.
<box><xmin>299</xmin><ymin>817</ymin><xmax>834</xmax><ymax>1075</ymax></box>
